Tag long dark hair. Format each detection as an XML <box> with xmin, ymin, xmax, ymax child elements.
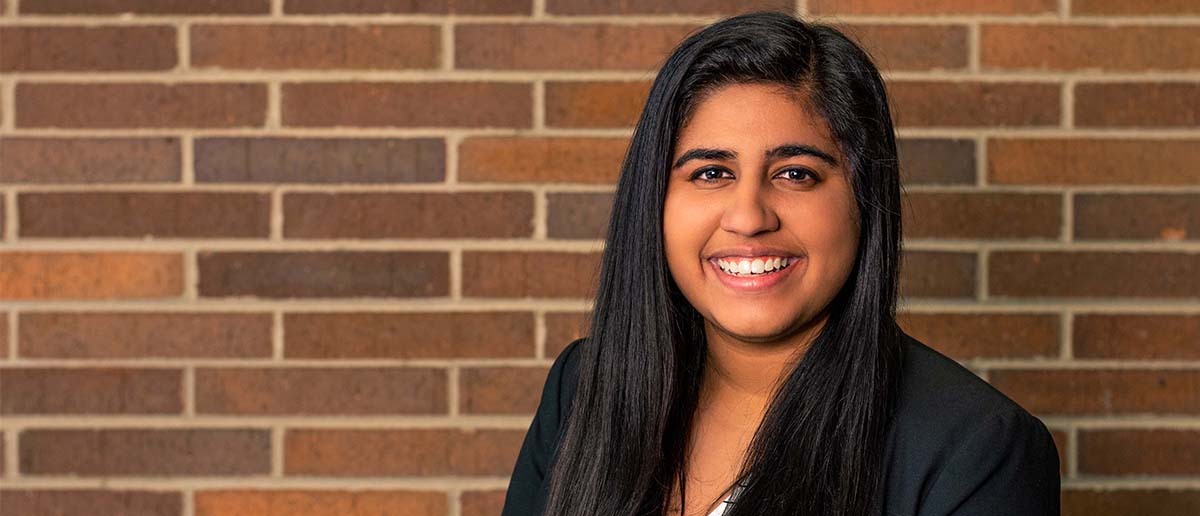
<box><xmin>543</xmin><ymin>11</ymin><xmax>905</xmax><ymax>516</ymax></box>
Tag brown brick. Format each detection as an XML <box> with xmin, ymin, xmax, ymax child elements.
<box><xmin>456</xmin><ymin>23</ymin><xmax>697</xmax><ymax>70</ymax></box>
<box><xmin>459</xmin><ymin>366</ymin><xmax>549</xmax><ymax>414</ymax></box>
<box><xmin>284</xmin><ymin>0</ymin><xmax>530</xmax><ymax>14</ymax></box>
<box><xmin>1072</xmin><ymin>0</ymin><xmax>1200</xmax><ymax>15</ymax></box>
<box><xmin>0</xmin><ymin>490</ymin><xmax>182</xmax><ymax>516</ymax></box>
<box><xmin>1079</xmin><ymin>429</ymin><xmax>1200</xmax><ymax>476</ymax></box>
<box><xmin>20</xmin><ymin>428</ymin><xmax>271</xmax><ymax>476</ymax></box>
<box><xmin>284</xmin><ymin>312</ymin><xmax>535</xmax><ymax>359</ymax></box>
<box><xmin>20</xmin><ymin>0</ymin><xmax>271</xmax><ymax>14</ymax></box>
<box><xmin>897</xmin><ymin>138</ymin><xmax>976</xmax><ymax>185</ymax></box>
<box><xmin>196</xmin><ymin>367</ymin><xmax>447</xmax><ymax>415</ymax></box>
<box><xmin>1049</xmin><ymin>429</ymin><xmax>1068</xmax><ymax>475</ymax></box>
<box><xmin>1074</xmin><ymin>314</ymin><xmax>1200</xmax><ymax>360</ymax></box>
<box><xmin>459</xmin><ymin>137</ymin><xmax>626</xmax><ymax>184</ymax></box>
<box><xmin>809</xmin><ymin>0</ymin><xmax>1056</xmax><ymax>15</ymax></box>
<box><xmin>0</xmin><ymin>252</ymin><xmax>183</xmax><ymax>300</ymax></box>
<box><xmin>282</xmin><ymin>82</ymin><xmax>531</xmax><ymax>128</ymax></box>
<box><xmin>19</xmin><ymin>312</ymin><xmax>273</xmax><ymax>359</ymax></box>
<box><xmin>1075</xmin><ymin>193</ymin><xmax>1199</xmax><ymax>241</ymax></box>
<box><xmin>0</xmin><ymin>137</ymin><xmax>180</xmax><ymax>184</ymax></box>
<box><xmin>902</xmin><ymin>192</ymin><xmax>1061</xmax><ymax>240</ymax></box>
<box><xmin>988</xmin><ymin>138</ymin><xmax>1200</xmax><ymax>186</ymax></box>
<box><xmin>990</xmin><ymin>251</ymin><xmax>1200</xmax><ymax>298</ymax></box>
<box><xmin>1063</xmin><ymin>489</ymin><xmax>1200</xmax><ymax>516</ymax></box>
<box><xmin>0</xmin><ymin>26</ymin><xmax>175</xmax><ymax>72</ymax></box>
<box><xmin>17</xmin><ymin>83</ymin><xmax>266</xmax><ymax>129</ymax></box>
<box><xmin>989</xmin><ymin>369</ymin><xmax>1200</xmax><ymax>415</ymax></box>
<box><xmin>982</xmin><ymin>25</ymin><xmax>1200</xmax><ymax>72</ymax></box>
<box><xmin>545</xmin><ymin>312</ymin><xmax>589</xmax><ymax>357</ymax></box>
<box><xmin>284</xmin><ymin>192</ymin><xmax>533</xmax><ymax>239</ymax></box>
<box><xmin>836</xmin><ymin>24</ymin><xmax>968</xmax><ymax>71</ymax></box>
<box><xmin>1076</xmin><ymin>83</ymin><xmax>1200</xmax><ymax>127</ymax></box>
<box><xmin>19</xmin><ymin>191</ymin><xmax>270</xmax><ymax>238</ymax></box>
<box><xmin>462</xmin><ymin>251</ymin><xmax>601</xmax><ymax>299</ymax></box>
<box><xmin>284</xmin><ymin>428</ymin><xmax>523</xmax><ymax>476</ymax></box>
<box><xmin>544</xmin><ymin>80</ymin><xmax>650</xmax><ymax>129</ymax></box>
<box><xmin>899</xmin><ymin>251</ymin><xmax>977</xmax><ymax>299</ymax></box>
<box><xmin>195</xmin><ymin>137</ymin><xmax>445</xmax><ymax>184</ymax></box>
<box><xmin>0</xmin><ymin>315</ymin><xmax>7</xmax><ymax>360</ymax></box>
<box><xmin>192</xmin><ymin>24</ymin><xmax>440</xmax><ymax>70</ymax></box>
<box><xmin>897</xmin><ymin>312</ymin><xmax>1059</xmax><ymax>359</ymax></box>
<box><xmin>547</xmin><ymin>192</ymin><xmax>612</xmax><ymax>240</ymax></box>
<box><xmin>195</xmin><ymin>490</ymin><xmax>447</xmax><ymax>516</ymax></box>
<box><xmin>462</xmin><ymin>490</ymin><xmax>507</xmax><ymax>516</ymax></box>
<box><xmin>889</xmin><ymin>81</ymin><xmax>1060</xmax><ymax>127</ymax></box>
<box><xmin>198</xmin><ymin>251</ymin><xmax>448</xmax><ymax>299</ymax></box>
<box><xmin>547</xmin><ymin>0</ymin><xmax>788</xmax><ymax>14</ymax></box>
<box><xmin>1</xmin><ymin>367</ymin><xmax>182</xmax><ymax>414</ymax></box>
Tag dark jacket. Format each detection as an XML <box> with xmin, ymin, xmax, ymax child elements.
<box><xmin>501</xmin><ymin>330</ymin><xmax>1061</xmax><ymax>515</ymax></box>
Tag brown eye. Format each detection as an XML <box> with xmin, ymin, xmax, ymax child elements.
<box><xmin>689</xmin><ymin>167</ymin><xmax>733</xmax><ymax>183</ymax></box>
<box><xmin>777</xmin><ymin>168</ymin><xmax>819</xmax><ymax>183</ymax></box>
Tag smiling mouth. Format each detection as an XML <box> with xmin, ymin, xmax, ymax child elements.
<box><xmin>712</xmin><ymin>256</ymin><xmax>798</xmax><ymax>277</ymax></box>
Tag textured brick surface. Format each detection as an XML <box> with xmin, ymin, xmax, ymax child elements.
<box><xmin>1073</xmin><ymin>314</ymin><xmax>1200</xmax><ymax>360</ymax></box>
<box><xmin>459</xmin><ymin>366</ymin><xmax>550</xmax><ymax>414</ymax></box>
<box><xmin>461</xmin><ymin>251</ymin><xmax>602</xmax><ymax>298</ymax></box>
<box><xmin>897</xmin><ymin>312</ymin><xmax>1059</xmax><ymax>359</ymax></box>
<box><xmin>284</xmin><ymin>0</ymin><xmax>530</xmax><ymax>14</ymax></box>
<box><xmin>0</xmin><ymin>368</ymin><xmax>183</xmax><ymax>414</ymax></box>
<box><xmin>19</xmin><ymin>312</ymin><xmax>273</xmax><ymax>359</ymax></box>
<box><xmin>283</xmin><ymin>192</ymin><xmax>534</xmax><ymax>239</ymax></box>
<box><xmin>20</xmin><ymin>0</ymin><xmax>270</xmax><ymax>14</ymax></box>
<box><xmin>194</xmin><ymin>490</ymin><xmax>447</xmax><ymax>516</ymax></box>
<box><xmin>1075</xmin><ymin>83</ymin><xmax>1200</xmax><ymax>127</ymax></box>
<box><xmin>809</xmin><ymin>0</ymin><xmax>1056</xmax><ymax>14</ymax></box>
<box><xmin>455</xmin><ymin>23</ymin><xmax>699</xmax><ymax>70</ymax></box>
<box><xmin>0</xmin><ymin>490</ymin><xmax>182</xmax><ymax>516</ymax></box>
<box><xmin>901</xmin><ymin>192</ymin><xmax>1061</xmax><ymax>240</ymax></box>
<box><xmin>195</xmin><ymin>137</ymin><xmax>445</xmax><ymax>184</ymax></box>
<box><xmin>195</xmin><ymin>367</ymin><xmax>447</xmax><ymax>414</ymax></box>
<box><xmin>989</xmin><ymin>251</ymin><xmax>1200</xmax><ymax>298</ymax></box>
<box><xmin>1079</xmin><ymin>429</ymin><xmax>1200</xmax><ymax>476</ymax></box>
<box><xmin>282</xmin><ymin>82</ymin><xmax>532</xmax><ymax>128</ymax></box>
<box><xmin>0</xmin><ymin>252</ymin><xmax>183</xmax><ymax>300</ymax></box>
<box><xmin>981</xmin><ymin>25</ymin><xmax>1200</xmax><ymax>71</ymax></box>
<box><xmin>192</xmin><ymin>24</ymin><xmax>441</xmax><ymax>70</ymax></box>
<box><xmin>197</xmin><ymin>251</ymin><xmax>448</xmax><ymax>298</ymax></box>
<box><xmin>284</xmin><ymin>429</ymin><xmax>524</xmax><ymax>476</ymax></box>
<box><xmin>17</xmin><ymin>83</ymin><xmax>267</xmax><ymax>129</ymax></box>
<box><xmin>990</xmin><ymin>370</ymin><xmax>1200</xmax><ymax>415</ymax></box>
<box><xmin>0</xmin><ymin>137</ymin><xmax>181</xmax><ymax>184</ymax></box>
<box><xmin>889</xmin><ymin>81</ymin><xmax>1060</xmax><ymax>127</ymax></box>
<box><xmin>1074</xmin><ymin>193</ymin><xmax>1199</xmax><ymax>241</ymax></box>
<box><xmin>284</xmin><ymin>312</ymin><xmax>536</xmax><ymax>359</ymax></box>
<box><xmin>989</xmin><ymin>139</ymin><xmax>1200</xmax><ymax>185</ymax></box>
<box><xmin>459</xmin><ymin>137</ymin><xmax>627</xmax><ymax>183</ymax></box>
<box><xmin>21</xmin><ymin>429</ymin><xmax>272</xmax><ymax>476</ymax></box>
<box><xmin>0</xmin><ymin>26</ymin><xmax>176</xmax><ymax>72</ymax></box>
<box><xmin>19</xmin><ymin>191</ymin><xmax>270</xmax><ymax>238</ymax></box>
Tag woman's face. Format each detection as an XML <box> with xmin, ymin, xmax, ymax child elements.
<box><xmin>664</xmin><ymin>82</ymin><xmax>860</xmax><ymax>346</ymax></box>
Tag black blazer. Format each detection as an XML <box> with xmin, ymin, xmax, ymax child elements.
<box><xmin>501</xmin><ymin>330</ymin><xmax>1061</xmax><ymax>515</ymax></box>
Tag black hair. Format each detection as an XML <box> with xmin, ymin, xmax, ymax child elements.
<box><xmin>543</xmin><ymin>11</ymin><xmax>905</xmax><ymax>516</ymax></box>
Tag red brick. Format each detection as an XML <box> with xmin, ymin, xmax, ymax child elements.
<box><xmin>897</xmin><ymin>312</ymin><xmax>1059</xmax><ymax>359</ymax></box>
<box><xmin>456</xmin><ymin>23</ymin><xmax>698</xmax><ymax>70</ymax></box>
<box><xmin>545</xmin><ymin>312</ymin><xmax>589</xmax><ymax>357</ymax></box>
<box><xmin>0</xmin><ymin>252</ymin><xmax>183</xmax><ymax>300</ymax></box>
<box><xmin>1079</xmin><ymin>429</ymin><xmax>1200</xmax><ymax>475</ymax></box>
<box><xmin>897</xmin><ymin>138</ymin><xmax>976</xmax><ymax>185</ymax></box>
<box><xmin>1074</xmin><ymin>314</ymin><xmax>1200</xmax><ymax>360</ymax></box>
<box><xmin>462</xmin><ymin>490</ymin><xmax>507</xmax><ymax>516</ymax></box>
<box><xmin>462</xmin><ymin>251</ymin><xmax>601</xmax><ymax>298</ymax></box>
<box><xmin>284</xmin><ymin>428</ymin><xmax>523</xmax><ymax>476</ymax></box>
<box><xmin>0</xmin><ymin>315</ymin><xmax>7</xmax><ymax>361</ymax></box>
<box><xmin>836</xmin><ymin>24</ymin><xmax>968</xmax><ymax>71</ymax></box>
<box><xmin>17</xmin><ymin>83</ymin><xmax>266</xmax><ymax>129</ymax></box>
<box><xmin>19</xmin><ymin>191</ymin><xmax>270</xmax><ymax>238</ymax></box>
<box><xmin>1063</xmin><ymin>489</ymin><xmax>1200</xmax><ymax>516</ymax></box>
<box><xmin>195</xmin><ymin>367</ymin><xmax>447</xmax><ymax>415</ymax></box>
<box><xmin>899</xmin><ymin>251</ymin><xmax>977</xmax><ymax>299</ymax></box>
<box><xmin>195</xmin><ymin>490</ymin><xmax>447</xmax><ymax>516</ymax></box>
<box><xmin>459</xmin><ymin>137</ymin><xmax>626</xmax><ymax>184</ymax></box>
<box><xmin>0</xmin><ymin>137</ymin><xmax>180</xmax><ymax>184</ymax></box>
<box><xmin>284</xmin><ymin>0</ymin><xmax>529</xmax><ymax>14</ymax></box>
<box><xmin>197</xmin><ymin>251</ymin><xmax>448</xmax><ymax>299</ymax></box>
<box><xmin>547</xmin><ymin>192</ymin><xmax>612</xmax><ymax>240</ymax></box>
<box><xmin>192</xmin><ymin>24</ymin><xmax>440</xmax><ymax>70</ymax></box>
<box><xmin>544</xmin><ymin>80</ymin><xmax>650</xmax><ymax>129</ymax></box>
<box><xmin>20</xmin><ymin>0</ymin><xmax>268</xmax><ymax>14</ymax></box>
<box><xmin>284</xmin><ymin>312</ymin><xmax>535</xmax><ymax>359</ymax></box>
<box><xmin>902</xmin><ymin>192</ymin><xmax>1061</xmax><ymax>239</ymax></box>
<box><xmin>283</xmin><ymin>192</ymin><xmax>533</xmax><ymax>239</ymax></box>
<box><xmin>0</xmin><ymin>367</ymin><xmax>181</xmax><ymax>414</ymax></box>
<box><xmin>889</xmin><ymin>81</ymin><xmax>1060</xmax><ymax>127</ymax></box>
<box><xmin>989</xmin><ymin>369</ymin><xmax>1200</xmax><ymax>415</ymax></box>
<box><xmin>459</xmin><ymin>366</ymin><xmax>549</xmax><ymax>414</ymax></box>
<box><xmin>19</xmin><ymin>312</ymin><xmax>273</xmax><ymax>359</ymax></box>
<box><xmin>1049</xmin><ymin>429</ymin><xmax>1068</xmax><ymax>475</ymax></box>
<box><xmin>982</xmin><ymin>25</ymin><xmax>1200</xmax><ymax>71</ymax></box>
<box><xmin>1072</xmin><ymin>0</ymin><xmax>1200</xmax><ymax>15</ymax></box>
<box><xmin>547</xmin><ymin>0</ymin><xmax>789</xmax><ymax>14</ymax></box>
<box><xmin>809</xmin><ymin>0</ymin><xmax>1056</xmax><ymax>15</ymax></box>
<box><xmin>1076</xmin><ymin>83</ymin><xmax>1200</xmax><ymax>127</ymax></box>
<box><xmin>0</xmin><ymin>490</ymin><xmax>182</xmax><ymax>516</ymax></box>
<box><xmin>20</xmin><ymin>428</ymin><xmax>271</xmax><ymax>476</ymax></box>
<box><xmin>988</xmin><ymin>138</ymin><xmax>1200</xmax><ymax>186</ymax></box>
<box><xmin>1074</xmin><ymin>193</ymin><xmax>1199</xmax><ymax>241</ymax></box>
<box><xmin>990</xmin><ymin>251</ymin><xmax>1200</xmax><ymax>298</ymax></box>
<box><xmin>282</xmin><ymin>82</ymin><xmax>530</xmax><ymax>128</ymax></box>
<box><xmin>0</xmin><ymin>26</ymin><xmax>175</xmax><ymax>72</ymax></box>
<box><xmin>195</xmin><ymin>137</ymin><xmax>444</xmax><ymax>184</ymax></box>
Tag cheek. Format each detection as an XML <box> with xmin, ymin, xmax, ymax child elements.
<box><xmin>662</xmin><ymin>191</ymin><xmax>714</xmax><ymax>273</ymax></box>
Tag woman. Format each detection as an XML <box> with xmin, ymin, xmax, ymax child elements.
<box><xmin>502</xmin><ymin>11</ymin><xmax>1060</xmax><ymax>516</ymax></box>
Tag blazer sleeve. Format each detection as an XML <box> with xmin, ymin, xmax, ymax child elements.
<box><xmin>917</xmin><ymin>408</ymin><xmax>1061</xmax><ymax>516</ymax></box>
<box><xmin>500</xmin><ymin>338</ymin><xmax>584</xmax><ymax>516</ymax></box>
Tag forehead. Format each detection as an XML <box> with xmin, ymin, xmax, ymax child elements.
<box><xmin>674</xmin><ymin>83</ymin><xmax>839</xmax><ymax>157</ymax></box>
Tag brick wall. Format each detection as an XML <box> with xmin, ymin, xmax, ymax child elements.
<box><xmin>0</xmin><ymin>0</ymin><xmax>1197</xmax><ymax>515</ymax></box>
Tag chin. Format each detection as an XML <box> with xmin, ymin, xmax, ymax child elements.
<box><xmin>710</xmin><ymin>312</ymin><xmax>804</xmax><ymax>342</ymax></box>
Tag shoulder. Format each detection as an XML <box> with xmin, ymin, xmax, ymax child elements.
<box><xmin>541</xmin><ymin>336</ymin><xmax>587</xmax><ymax>426</ymax></box>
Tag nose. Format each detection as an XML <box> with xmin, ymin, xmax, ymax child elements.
<box><xmin>719</xmin><ymin>179</ymin><xmax>779</xmax><ymax>236</ymax></box>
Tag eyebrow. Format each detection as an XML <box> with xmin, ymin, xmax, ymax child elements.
<box><xmin>671</xmin><ymin>143</ymin><xmax>839</xmax><ymax>170</ymax></box>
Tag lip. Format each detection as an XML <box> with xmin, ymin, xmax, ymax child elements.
<box><xmin>708</xmin><ymin>256</ymin><xmax>803</xmax><ymax>294</ymax></box>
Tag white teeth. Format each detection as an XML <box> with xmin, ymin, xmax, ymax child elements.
<box><xmin>716</xmin><ymin>257</ymin><xmax>793</xmax><ymax>276</ymax></box>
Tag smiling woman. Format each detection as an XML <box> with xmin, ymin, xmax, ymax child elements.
<box><xmin>502</xmin><ymin>11</ymin><xmax>1059</xmax><ymax>516</ymax></box>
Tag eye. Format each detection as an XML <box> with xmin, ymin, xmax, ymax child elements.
<box><xmin>688</xmin><ymin>166</ymin><xmax>733</xmax><ymax>183</ymax></box>
<box><xmin>776</xmin><ymin>167</ymin><xmax>820</xmax><ymax>184</ymax></box>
